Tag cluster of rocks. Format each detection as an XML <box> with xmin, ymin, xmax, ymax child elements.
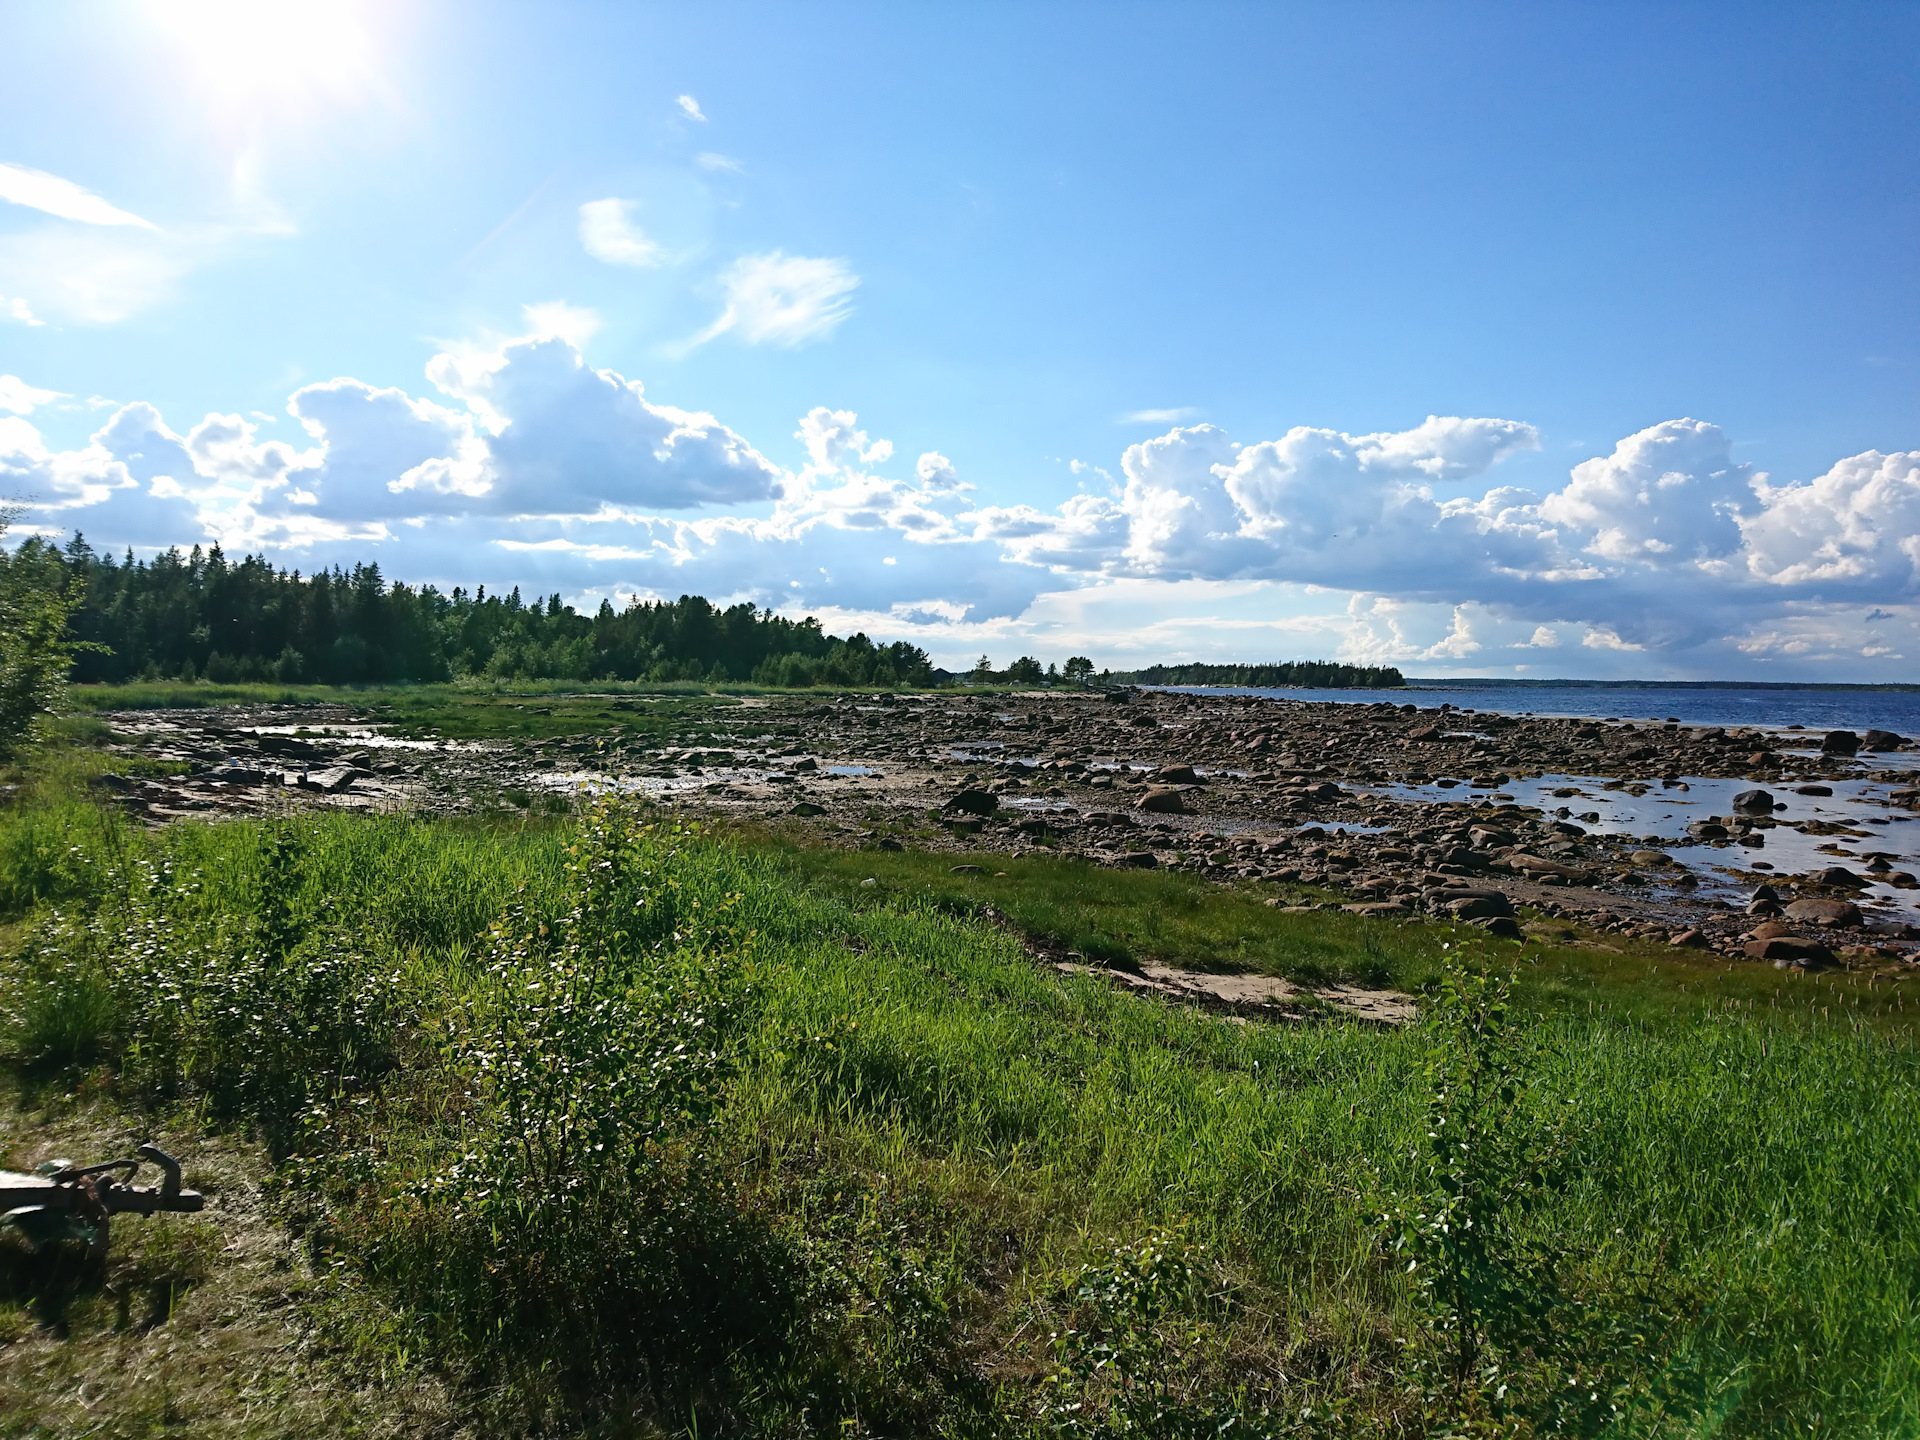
<box><xmin>739</xmin><ymin>689</ymin><xmax>1918</xmax><ymax>969</ymax></box>
<box><xmin>81</xmin><ymin>708</ymin><xmax>426</xmax><ymax>821</ymax></box>
<box><xmin>67</xmin><ymin>688</ymin><xmax>1920</xmax><ymax>975</ymax></box>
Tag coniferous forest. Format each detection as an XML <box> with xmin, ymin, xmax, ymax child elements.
<box><xmin>29</xmin><ymin>536</ymin><xmax>939</xmax><ymax>688</ymax></box>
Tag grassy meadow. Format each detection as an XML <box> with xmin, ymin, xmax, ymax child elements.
<box><xmin>0</xmin><ymin>725</ymin><xmax>1917</xmax><ymax>1436</ymax></box>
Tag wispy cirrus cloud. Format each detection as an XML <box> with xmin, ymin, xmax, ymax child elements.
<box><xmin>578</xmin><ymin>198</ymin><xmax>666</xmax><ymax>268</ymax></box>
<box><xmin>0</xmin><ymin>162</ymin><xmax>295</xmax><ymax>325</ymax></box>
<box><xmin>1122</xmin><ymin>406</ymin><xmax>1199</xmax><ymax>425</ymax></box>
<box><xmin>676</xmin><ymin>94</ymin><xmax>707</xmax><ymax>122</ymax></box>
<box><xmin>680</xmin><ymin>252</ymin><xmax>859</xmax><ymax>351</ymax></box>
<box><xmin>696</xmin><ymin>152</ymin><xmax>744</xmax><ymax>173</ymax></box>
<box><xmin>0</xmin><ymin>162</ymin><xmax>155</xmax><ymax>229</ymax></box>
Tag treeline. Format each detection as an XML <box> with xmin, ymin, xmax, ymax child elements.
<box><xmin>1113</xmin><ymin>660</ymin><xmax>1405</xmax><ymax>689</ymax></box>
<box><xmin>21</xmin><ymin>536</ymin><xmax>938</xmax><ymax>688</ymax></box>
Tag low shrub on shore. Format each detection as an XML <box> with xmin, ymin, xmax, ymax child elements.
<box><xmin>2</xmin><ymin>781</ymin><xmax>1918</xmax><ymax>1435</ymax></box>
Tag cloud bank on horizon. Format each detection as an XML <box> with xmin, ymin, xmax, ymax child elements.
<box><xmin>4</xmin><ymin>323</ymin><xmax>1916</xmax><ymax>680</ymax></box>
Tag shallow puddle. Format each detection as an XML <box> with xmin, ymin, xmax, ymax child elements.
<box><xmin>1373</xmin><ymin>772</ymin><xmax>1920</xmax><ymax>919</ymax></box>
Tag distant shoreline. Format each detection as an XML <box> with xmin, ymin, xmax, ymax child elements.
<box><xmin>1400</xmin><ymin>679</ymin><xmax>1920</xmax><ymax>692</ymax></box>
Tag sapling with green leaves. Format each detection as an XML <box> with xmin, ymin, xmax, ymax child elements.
<box><xmin>1389</xmin><ymin>937</ymin><xmax>1574</xmax><ymax>1406</ymax></box>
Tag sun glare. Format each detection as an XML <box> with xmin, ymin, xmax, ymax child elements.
<box><xmin>150</xmin><ymin>0</ymin><xmax>379</xmax><ymax>106</ymax></box>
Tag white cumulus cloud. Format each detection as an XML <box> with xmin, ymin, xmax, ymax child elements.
<box><xmin>677</xmin><ymin>94</ymin><xmax>707</xmax><ymax>122</ymax></box>
<box><xmin>1538</xmin><ymin>418</ymin><xmax>1750</xmax><ymax>562</ymax></box>
<box><xmin>1740</xmin><ymin>449</ymin><xmax>1920</xmax><ymax>591</ymax></box>
<box><xmin>14</xmin><ymin>326</ymin><xmax>1920</xmax><ymax>680</ymax></box>
<box><xmin>520</xmin><ymin>300</ymin><xmax>603</xmax><ymax>348</ymax></box>
<box><xmin>0</xmin><ymin>376</ymin><xmax>65</xmax><ymax>415</ymax></box>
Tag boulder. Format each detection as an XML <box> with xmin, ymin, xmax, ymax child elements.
<box><xmin>1821</xmin><ymin>730</ymin><xmax>1860</xmax><ymax>756</ymax></box>
<box><xmin>1744</xmin><ymin>936</ymin><xmax>1836</xmax><ymax>967</ymax></box>
<box><xmin>1629</xmin><ymin>849</ymin><xmax>1672</xmax><ymax>867</ymax></box>
<box><xmin>1782</xmin><ymin>896</ymin><xmax>1863</xmax><ymax>928</ymax></box>
<box><xmin>302</xmin><ymin>767</ymin><xmax>356</xmax><ymax>793</ymax></box>
<box><xmin>1811</xmin><ymin>866</ymin><xmax>1867</xmax><ymax>889</ymax></box>
<box><xmin>1731</xmin><ymin>788</ymin><xmax>1775</xmax><ymax>813</ymax></box>
<box><xmin>1408</xmin><ymin>725</ymin><xmax>1442</xmax><ymax>741</ymax></box>
<box><xmin>1154</xmin><ymin>764</ymin><xmax>1201</xmax><ymax>784</ymax></box>
<box><xmin>1668</xmin><ymin>929</ymin><xmax>1709</xmax><ymax>948</ymax></box>
<box><xmin>1506</xmin><ymin>853</ymin><xmax>1591</xmax><ymax>881</ymax></box>
<box><xmin>943</xmin><ymin>788</ymin><xmax>1000</xmax><ymax>816</ymax></box>
<box><xmin>1446</xmin><ymin>894</ymin><xmax>1514</xmax><ymax>920</ymax></box>
<box><xmin>1136</xmin><ymin>785</ymin><xmax>1188</xmax><ymax>814</ymax></box>
<box><xmin>1794</xmin><ymin>784</ymin><xmax>1832</xmax><ymax>796</ymax></box>
<box><xmin>1863</xmin><ymin>729</ymin><xmax>1905</xmax><ymax>752</ymax></box>
<box><xmin>1479</xmin><ymin>916</ymin><xmax>1524</xmax><ymax>940</ymax></box>
<box><xmin>1687</xmin><ymin>821</ymin><xmax>1730</xmax><ymax>839</ymax></box>
<box><xmin>1115</xmin><ymin>850</ymin><xmax>1159</xmax><ymax>868</ymax></box>
<box><xmin>259</xmin><ymin>735</ymin><xmax>323</xmax><ymax>760</ymax></box>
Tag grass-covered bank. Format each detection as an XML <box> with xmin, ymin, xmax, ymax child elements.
<box><xmin>1</xmin><ymin>765</ymin><xmax>1918</xmax><ymax>1434</ymax></box>
<box><xmin>758</xmin><ymin>830</ymin><xmax>1920</xmax><ymax>1036</ymax></box>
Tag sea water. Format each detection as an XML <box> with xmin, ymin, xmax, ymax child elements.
<box><xmin>1157</xmin><ymin>684</ymin><xmax>1920</xmax><ymax>735</ymax></box>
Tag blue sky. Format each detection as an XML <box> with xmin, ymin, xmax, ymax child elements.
<box><xmin>3</xmin><ymin>1</ymin><xmax>1918</xmax><ymax>678</ymax></box>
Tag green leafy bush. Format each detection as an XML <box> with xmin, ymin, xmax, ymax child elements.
<box><xmin>0</xmin><ymin>521</ymin><xmax>94</xmax><ymax>761</ymax></box>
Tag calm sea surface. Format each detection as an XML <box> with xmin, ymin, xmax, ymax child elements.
<box><xmin>1155</xmin><ymin>684</ymin><xmax>1920</xmax><ymax>735</ymax></box>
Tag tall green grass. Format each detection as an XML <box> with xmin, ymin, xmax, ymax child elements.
<box><xmin>2</xmin><ymin>779</ymin><xmax>1916</xmax><ymax>1434</ymax></box>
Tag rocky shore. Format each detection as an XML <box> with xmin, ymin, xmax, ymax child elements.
<box><xmin>79</xmin><ymin>686</ymin><xmax>1920</xmax><ymax>975</ymax></box>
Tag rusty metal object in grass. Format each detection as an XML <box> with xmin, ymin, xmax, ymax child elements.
<box><xmin>1</xmin><ymin>1144</ymin><xmax>205</xmax><ymax>1264</ymax></box>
